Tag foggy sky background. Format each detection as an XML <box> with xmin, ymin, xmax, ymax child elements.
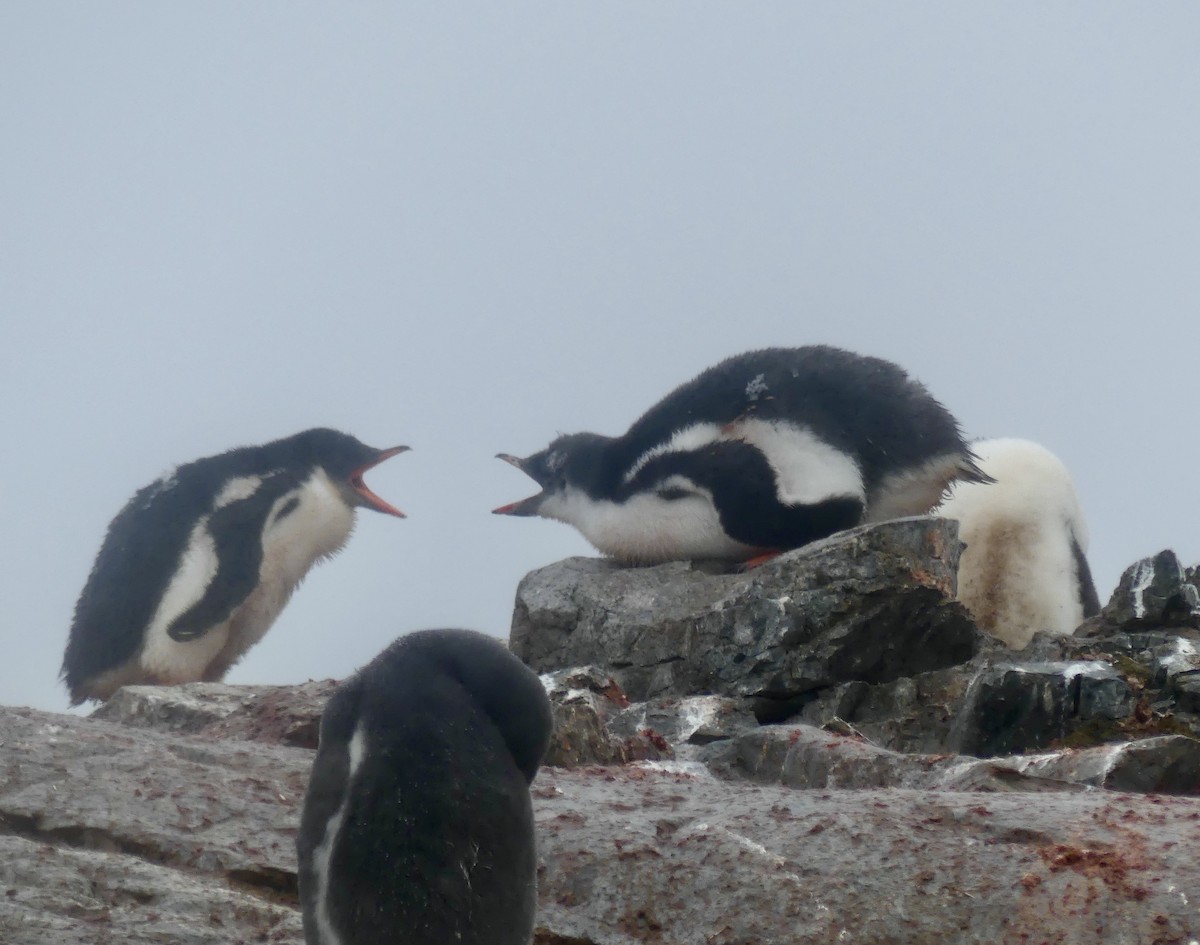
<box><xmin>2</xmin><ymin>4</ymin><xmax>1197</xmax><ymax>713</ymax></box>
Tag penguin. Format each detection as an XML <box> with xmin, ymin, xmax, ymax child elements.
<box><xmin>61</xmin><ymin>428</ymin><xmax>407</xmax><ymax>705</ymax></box>
<box><xmin>494</xmin><ymin>345</ymin><xmax>989</xmax><ymax>564</ymax></box>
<box><xmin>935</xmin><ymin>437</ymin><xmax>1101</xmax><ymax>649</ymax></box>
<box><xmin>297</xmin><ymin>628</ymin><xmax>553</xmax><ymax>945</ymax></box>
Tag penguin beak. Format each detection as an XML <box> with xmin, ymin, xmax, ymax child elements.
<box><xmin>493</xmin><ymin>453</ymin><xmax>546</xmax><ymax>516</ymax></box>
<box><xmin>350</xmin><ymin>446</ymin><xmax>410</xmax><ymax>518</ymax></box>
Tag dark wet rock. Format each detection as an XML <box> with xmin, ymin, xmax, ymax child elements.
<box><xmin>512</xmin><ymin>517</ymin><xmax>984</xmax><ymax>713</ymax></box>
<box><xmin>794</xmin><ymin>663</ymin><xmax>978</xmax><ymax>755</ymax></box>
<box><xmin>1083</xmin><ymin>549</ymin><xmax>1200</xmax><ymax>633</ymax></box>
<box><xmin>948</xmin><ymin>661</ymin><xmax>1135</xmax><ymax>758</ymax></box>
<box><xmin>710</xmin><ymin>721</ymin><xmax>1200</xmax><ymax>795</ymax></box>
<box><xmin>1174</xmin><ymin>673</ymin><xmax>1200</xmax><ymax>713</ymax></box>
<box><xmin>539</xmin><ymin>666</ymin><xmax>671</xmax><ymax>767</ymax></box>
<box><xmin>608</xmin><ymin>695</ymin><xmax>758</xmax><ymax>747</ymax></box>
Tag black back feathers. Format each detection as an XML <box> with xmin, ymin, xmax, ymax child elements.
<box><xmin>62</xmin><ymin>428</ymin><xmax>403</xmax><ymax>704</ymax></box>
<box><xmin>297</xmin><ymin>629</ymin><xmax>553</xmax><ymax>945</ymax></box>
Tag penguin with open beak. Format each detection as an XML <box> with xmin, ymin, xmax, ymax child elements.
<box><xmin>61</xmin><ymin>428</ymin><xmax>408</xmax><ymax>705</ymax></box>
<box><xmin>495</xmin><ymin>345</ymin><xmax>990</xmax><ymax>564</ymax></box>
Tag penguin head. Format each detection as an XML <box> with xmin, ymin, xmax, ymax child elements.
<box><xmin>492</xmin><ymin>432</ymin><xmax>611</xmax><ymax>517</ymax></box>
<box><xmin>281</xmin><ymin>428</ymin><xmax>409</xmax><ymax>518</ymax></box>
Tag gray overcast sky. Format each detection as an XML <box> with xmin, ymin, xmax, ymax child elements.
<box><xmin>2</xmin><ymin>5</ymin><xmax>1197</xmax><ymax>713</ymax></box>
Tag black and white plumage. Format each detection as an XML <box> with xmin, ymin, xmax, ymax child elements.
<box><xmin>62</xmin><ymin>428</ymin><xmax>407</xmax><ymax>705</ymax></box>
<box><xmin>297</xmin><ymin>629</ymin><xmax>553</xmax><ymax>945</ymax></box>
<box><xmin>494</xmin><ymin>345</ymin><xmax>989</xmax><ymax>563</ymax></box>
<box><xmin>936</xmin><ymin>437</ymin><xmax>1101</xmax><ymax>649</ymax></box>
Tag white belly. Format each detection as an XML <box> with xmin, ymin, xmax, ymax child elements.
<box><xmin>138</xmin><ymin>470</ymin><xmax>356</xmax><ymax>683</ymax></box>
<box><xmin>543</xmin><ymin>484</ymin><xmax>756</xmax><ymax>563</ymax></box>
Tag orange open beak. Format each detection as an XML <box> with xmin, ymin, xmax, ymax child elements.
<box><xmin>350</xmin><ymin>445</ymin><xmax>409</xmax><ymax>518</ymax></box>
<box><xmin>492</xmin><ymin>453</ymin><xmax>545</xmax><ymax>516</ymax></box>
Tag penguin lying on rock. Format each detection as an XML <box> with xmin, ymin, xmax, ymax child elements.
<box><xmin>936</xmin><ymin>437</ymin><xmax>1100</xmax><ymax>649</ymax></box>
<box><xmin>61</xmin><ymin>428</ymin><xmax>407</xmax><ymax>704</ymax></box>
<box><xmin>496</xmin><ymin>345</ymin><xmax>989</xmax><ymax>563</ymax></box>
<box><xmin>297</xmin><ymin>629</ymin><xmax>552</xmax><ymax>945</ymax></box>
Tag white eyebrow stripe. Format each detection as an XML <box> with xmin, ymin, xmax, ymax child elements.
<box><xmin>620</xmin><ymin>419</ymin><xmax>864</xmax><ymax>509</ymax></box>
<box><xmin>621</xmin><ymin>423</ymin><xmax>723</xmax><ymax>484</ymax></box>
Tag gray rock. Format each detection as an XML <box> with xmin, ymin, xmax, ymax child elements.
<box><xmin>93</xmin><ymin>679</ymin><xmax>339</xmax><ymax>749</ymax></box>
<box><xmin>0</xmin><ymin>834</ymin><xmax>301</xmax><ymax>945</ymax></box>
<box><xmin>941</xmin><ymin>736</ymin><xmax>1200</xmax><ymax>793</ymax></box>
<box><xmin>795</xmin><ymin>663</ymin><xmax>978</xmax><ymax>754</ymax></box>
<box><xmin>714</xmin><ymin>721</ymin><xmax>1200</xmax><ymax>795</ymax></box>
<box><xmin>6</xmin><ymin>693</ymin><xmax>1200</xmax><ymax>945</ymax></box>
<box><xmin>532</xmin><ymin>766</ymin><xmax>1200</xmax><ymax>945</ymax></box>
<box><xmin>512</xmin><ymin>517</ymin><xmax>984</xmax><ymax>713</ymax></box>
<box><xmin>1174</xmin><ymin>673</ymin><xmax>1200</xmax><ymax>713</ymax></box>
<box><xmin>539</xmin><ymin>667</ymin><xmax>671</xmax><ymax>767</ymax></box>
<box><xmin>722</xmin><ymin>722</ymin><xmax>950</xmax><ymax>789</ymax></box>
<box><xmin>948</xmin><ymin>661</ymin><xmax>1135</xmax><ymax>758</ymax></box>
<box><xmin>0</xmin><ymin>708</ymin><xmax>306</xmax><ymax>889</ymax></box>
<box><xmin>0</xmin><ymin>707</ymin><xmax>308</xmax><ymax>945</ymax></box>
<box><xmin>608</xmin><ymin>695</ymin><xmax>758</xmax><ymax>746</ymax></box>
<box><xmin>1096</xmin><ymin>549</ymin><xmax>1200</xmax><ymax>631</ymax></box>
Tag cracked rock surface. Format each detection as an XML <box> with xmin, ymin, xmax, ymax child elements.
<box><xmin>511</xmin><ymin>517</ymin><xmax>984</xmax><ymax>713</ymax></box>
<box><xmin>4</xmin><ymin>530</ymin><xmax>1200</xmax><ymax>943</ymax></box>
<box><xmin>3</xmin><ymin>707</ymin><xmax>1199</xmax><ymax>945</ymax></box>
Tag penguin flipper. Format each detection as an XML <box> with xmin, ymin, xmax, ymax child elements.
<box><xmin>167</xmin><ymin>472</ymin><xmax>300</xmax><ymax>642</ymax></box>
<box><xmin>297</xmin><ymin>678</ymin><xmax>364</xmax><ymax>942</ymax></box>
<box><xmin>659</xmin><ymin>439</ymin><xmax>865</xmax><ymax>550</ymax></box>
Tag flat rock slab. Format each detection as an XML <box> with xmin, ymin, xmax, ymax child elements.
<box><xmin>722</xmin><ymin>723</ymin><xmax>1200</xmax><ymax>794</ymax></box>
<box><xmin>533</xmin><ymin>766</ymin><xmax>1200</xmax><ymax>945</ymax></box>
<box><xmin>6</xmin><ymin>703</ymin><xmax>1200</xmax><ymax>945</ymax></box>
<box><xmin>92</xmin><ymin>679</ymin><xmax>339</xmax><ymax>749</ymax></box>
<box><xmin>0</xmin><ymin>708</ymin><xmax>309</xmax><ymax>898</ymax></box>
<box><xmin>511</xmin><ymin>517</ymin><xmax>984</xmax><ymax>707</ymax></box>
<box><xmin>0</xmin><ymin>834</ymin><xmax>302</xmax><ymax>945</ymax></box>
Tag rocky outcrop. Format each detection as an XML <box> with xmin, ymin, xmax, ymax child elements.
<box><xmin>3</xmin><ymin>522</ymin><xmax>1200</xmax><ymax>943</ymax></box>
<box><xmin>512</xmin><ymin>518</ymin><xmax>984</xmax><ymax>720</ymax></box>
<box><xmin>3</xmin><ymin>706</ymin><xmax>1200</xmax><ymax>945</ymax></box>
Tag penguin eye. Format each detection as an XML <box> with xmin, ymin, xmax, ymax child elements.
<box><xmin>656</xmin><ymin>486</ymin><xmax>695</xmax><ymax>501</ymax></box>
<box><xmin>272</xmin><ymin>496</ymin><xmax>301</xmax><ymax>524</ymax></box>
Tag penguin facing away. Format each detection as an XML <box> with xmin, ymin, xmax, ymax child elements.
<box><xmin>62</xmin><ymin>428</ymin><xmax>407</xmax><ymax>705</ymax></box>
<box><xmin>495</xmin><ymin>345</ymin><xmax>989</xmax><ymax>563</ymax></box>
<box><xmin>297</xmin><ymin>629</ymin><xmax>553</xmax><ymax>945</ymax></box>
<box><xmin>935</xmin><ymin>437</ymin><xmax>1101</xmax><ymax>649</ymax></box>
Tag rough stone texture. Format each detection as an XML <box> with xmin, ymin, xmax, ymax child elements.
<box><xmin>539</xmin><ymin>667</ymin><xmax>670</xmax><ymax>767</ymax></box>
<box><xmin>4</xmin><ymin>705</ymin><xmax>1200</xmax><ymax>945</ymax></box>
<box><xmin>608</xmin><ymin>695</ymin><xmax>758</xmax><ymax>747</ymax></box>
<box><xmin>722</xmin><ymin>723</ymin><xmax>1200</xmax><ymax>794</ymax></box>
<box><xmin>0</xmin><ymin>834</ymin><xmax>301</xmax><ymax>945</ymax></box>
<box><xmin>532</xmin><ymin>766</ymin><xmax>1200</xmax><ymax>945</ymax></box>
<box><xmin>8</xmin><ymin>536</ymin><xmax>1200</xmax><ymax>943</ymax></box>
<box><xmin>786</xmin><ymin>628</ymin><xmax>1200</xmax><ymax>759</ymax></box>
<box><xmin>92</xmin><ymin>679</ymin><xmax>339</xmax><ymax>749</ymax></box>
<box><xmin>948</xmin><ymin>661</ymin><xmax>1136</xmax><ymax>758</ymax></box>
<box><xmin>512</xmin><ymin>517</ymin><xmax>985</xmax><ymax>713</ymax></box>
<box><xmin>1080</xmin><ymin>549</ymin><xmax>1200</xmax><ymax>634</ymax></box>
<box><xmin>0</xmin><ymin>708</ymin><xmax>307</xmax><ymax>945</ymax></box>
